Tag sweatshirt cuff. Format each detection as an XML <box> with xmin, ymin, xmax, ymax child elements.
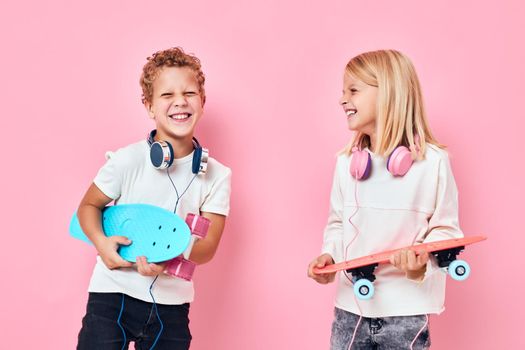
<box><xmin>321</xmin><ymin>241</ymin><xmax>339</xmax><ymax>263</ymax></box>
<box><xmin>408</xmin><ymin>254</ymin><xmax>440</xmax><ymax>284</ymax></box>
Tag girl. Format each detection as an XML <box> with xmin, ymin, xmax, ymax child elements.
<box><xmin>307</xmin><ymin>50</ymin><xmax>463</xmax><ymax>349</ymax></box>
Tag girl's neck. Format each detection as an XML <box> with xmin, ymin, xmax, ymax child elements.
<box><xmin>366</xmin><ymin>133</ymin><xmax>377</xmax><ymax>153</ymax></box>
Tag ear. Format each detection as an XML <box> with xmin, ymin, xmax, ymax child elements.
<box><xmin>144</xmin><ymin>100</ymin><xmax>155</xmax><ymax>119</ymax></box>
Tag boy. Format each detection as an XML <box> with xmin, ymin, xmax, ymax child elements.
<box><xmin>76</xmin><ymin>47</ymin><xmax>231</xmax><ymax>350</ymax></box>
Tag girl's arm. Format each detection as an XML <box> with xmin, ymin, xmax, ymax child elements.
<box><xmin>308</xmin><ymin>157</ymin><xmax>345</xmax><ymax>284</ymax></box>
<box><xmin>425</xmin><ymin>153</ymin><xmax>464</xmax><ymax>241</ymax></box>
<box><xmin>392</xmin><ymin>153</ymin><xmax>463</xmax><ymax>281</ymax></box>
<box><xmin>321</xmin><ymin>157</ymin><xmax>345</xmax><ymax>263</ymax></box>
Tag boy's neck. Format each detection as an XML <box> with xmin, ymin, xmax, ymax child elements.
<box><xmin>154</xmin><ymin>131</ymin><xmax>195</xmax><ymax>159</ymax></box>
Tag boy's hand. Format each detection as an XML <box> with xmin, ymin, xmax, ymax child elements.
<box><xmin>136</xmin><ymin>256</ymin><xmax>168</xmax><ymax>277</ymax></box>
<box><xmin>389</xmin><ymin>249</ymin><xmax>429</xmax><ymax>281</ymax></box>
<box><xmin>94</xmin><ymin>236</ymin><xmax>133</xmax><ymax>270</ymax></box>
<box><xmin>308</xmin><ymin>254</ymin><xmax>336</xmax><ymax>284</ymax></box>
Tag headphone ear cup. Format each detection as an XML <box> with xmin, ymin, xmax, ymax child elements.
<box><xmin>387</xmin><ymin>146</ymin><xmax>413</xmax><ymax>176</ymax></box>
<box><xmin>150</xmin><ymin>141</ymin><xmax>174</xmax><ymax>169</ymax></box>
<box><xmin>192</xmin><ymin>147</ymin><xmax>202</xmax><ymax>174</ymax></box>
<box><xmin>350</xmin><ymin>150</ymin><xmax>372</xmax><ymax>180</ymax></box>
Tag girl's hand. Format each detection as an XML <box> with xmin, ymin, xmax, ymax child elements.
<box><xmin>136</xmin><ymin>256</ymin><xmax>168</xmax><ymax>277</ymax></box>
<box><xmin>389</xmin><ymin>249</ymin><xmax>429</xmax><ymax>281</ymax></box>
<box><xmin>94</xmin><ymin>236</ymin><xmax>134</xmax><ymax>270</ymax></box>
<box><xmin>308</xmin><ymin>254</ymin><xmax>336</xmax><ymax>284</ymax></box>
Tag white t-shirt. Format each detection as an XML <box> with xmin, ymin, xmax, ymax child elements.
<box><xmin>322</xmin><ymin>144</ymin><xmax>463</xmax><ymax>317</ymax></box>
<box><xmin>88</xmin><ymin>140</ymin><xmax>231</xmax><ymax>305</ymax></box>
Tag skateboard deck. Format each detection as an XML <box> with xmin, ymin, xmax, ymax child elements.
<box><xmin>69</xmin><ymin>204</ymin><xmax>191</xmax><ymax>263</ymax></box>
<box><xmin>313</xmin><ymin>235</ymin><xmax>486</xmax><ymax>300</ymax></box>
<box><xmin>313</xmin><ymin>235</ymin><xmax>486</xmax><ymax>275</ymax></box>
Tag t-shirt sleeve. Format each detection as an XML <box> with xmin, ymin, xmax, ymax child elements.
<box><xmin>200</xmin><ymin>167</ymin><xmax>232</xmax><ymax>216</ymax></box>
<box><xmin>93</xmin><ymin>151</ymin><xmax>123</xmax><ymax>200</ymax></box>
<box><xmin>321</xmin><ymin>157</ymin><xmax>345</xmax><ymax>263</ymax></box>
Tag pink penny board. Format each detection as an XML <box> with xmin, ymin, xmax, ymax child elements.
<box><xmin>314</xmin><ymin>235</ymin><xmax>487</xmax><ymax>274</ymax></box>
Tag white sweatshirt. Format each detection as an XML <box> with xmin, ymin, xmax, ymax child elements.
<box><xmin>322</xmin><ymin>144</ymin><xmax>463</xmax><ymax>317</ymax></box>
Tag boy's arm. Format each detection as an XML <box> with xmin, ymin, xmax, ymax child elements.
<box><xmin>77</xmin><ymin>183</ymin><xmax>133</xmax><ymax>269</ymax></box>
<box><xmin>188</xmin><ymin>212</ymin><xmax>226</xmax><ymax>265</ymax></box>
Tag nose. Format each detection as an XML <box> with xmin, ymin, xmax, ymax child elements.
<box><xmin>173</xmin><ymin>94</ymin><xmax>188</xmax><ymax>107</ymax></box>
<box><xmin>339</xmin><ymin>95</ymin><xmax>348</xmax><ymax>106</ymax></box>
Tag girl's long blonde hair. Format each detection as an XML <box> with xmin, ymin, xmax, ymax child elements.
<box><xmin>344</xmin><ymin>50</ymin><xmax>444</xmax><ymax>159</ymax></box>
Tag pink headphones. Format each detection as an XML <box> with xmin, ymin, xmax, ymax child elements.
<box><xmin>350</xmin><ymin>137</ymin><xmax>420</xmax><ymax>180</ymax></box>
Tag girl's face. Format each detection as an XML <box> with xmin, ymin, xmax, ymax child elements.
<box><xmin>339</xmin><ymin>73</ymin><xmax>378</xmax><ymax>137</ymax></box>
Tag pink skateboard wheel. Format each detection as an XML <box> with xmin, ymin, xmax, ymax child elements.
<box><xmin>165</xmin><ymin>256</ymin><xmax>196</xmax><ymax>281</ymax></box>
<box><xmin>185</xmin><ymin>214</ymin><xmax>211</xmax><ymax>239</ymax></box>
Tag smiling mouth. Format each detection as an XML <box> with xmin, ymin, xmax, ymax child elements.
<box><xmin>169</xmin><ymin>113</ymin><xmax>191</xmax><ymax>121</ymax></box>
<box><xmin>346</xmin><ymin>109</ymin><xmax>357</xmax><ymax>117</ymax></box>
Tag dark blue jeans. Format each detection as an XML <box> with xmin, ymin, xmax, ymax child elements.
<box><xmin>77</xmin><ymin>293</ymin><xmax>191</xmax><ymax>350</ymax></box>
<box><xmin>330</xmin><ymin>307</ymin><xmax>430</xmax><ymax>350</ymax></box>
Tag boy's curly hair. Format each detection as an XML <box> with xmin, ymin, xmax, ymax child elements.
<box><xmin>140</xmin><ymin>47</ymin><xmax>206</xmax><ymax>105</ymax></box>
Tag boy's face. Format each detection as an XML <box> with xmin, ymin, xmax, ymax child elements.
<box><xmin>145</xmin><ymin>66</ymin><xmax>203</xmax><ymax>142</ymax></box>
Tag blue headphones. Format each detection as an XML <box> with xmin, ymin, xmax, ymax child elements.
<box><xmin>147</xmin><ymin>130</ymin><xmax>209</xmax><ymax>174</ymax></box>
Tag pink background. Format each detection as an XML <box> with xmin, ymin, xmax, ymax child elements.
<box><xmin>1</xmin><ymin>0</ymin><xmax>523</xmax><ymax>348</ymax></box>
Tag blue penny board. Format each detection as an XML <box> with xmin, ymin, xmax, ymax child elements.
<box><xmin>69</xmin><ymin>204</ymin><xmax>191</xmax><ymax>263</ymax></box>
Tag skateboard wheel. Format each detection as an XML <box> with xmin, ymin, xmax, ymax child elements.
<box><xmin>448</xmin><ymin>260</ymin><xmax>470</xmax><ymax>281</ymax></box>
<box><xmin>165</xmin><ymin>256</ymin><xmax>196</xmax><ymax>281</ymax></box>
<box><xmin>185</xmin><ymin>214</ymin><xmax>211</xmax><ymax>239</ymax></box>
<box><xmin>354</xmin><ymin>279</ymin><xmax>374</xmax><ymax>300</ymax></box>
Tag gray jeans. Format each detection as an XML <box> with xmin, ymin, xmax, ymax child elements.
<box><xmin>330</xmin><ymin>307</ymin><xmax>431</xmax><ymax>350</ymax></box>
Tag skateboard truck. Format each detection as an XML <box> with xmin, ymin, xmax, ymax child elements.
<box><xmin>346</xmin><ymin>264</ymin><xmax>378</xmax><ymax>300</ymax></box>
<box><xmin>432</xmin><ymin>246</ymin><xmax>464</xmax><ymax>267</ymax></box>
<box><xmin>164</xmin><ymin>214</ymin><xmax>210</xmax><ymax>281</ymax></box>
<box><xmin>432</xmin><ymin>246</ymin><xmax>471</xmax><ymax>281</ymax></box>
